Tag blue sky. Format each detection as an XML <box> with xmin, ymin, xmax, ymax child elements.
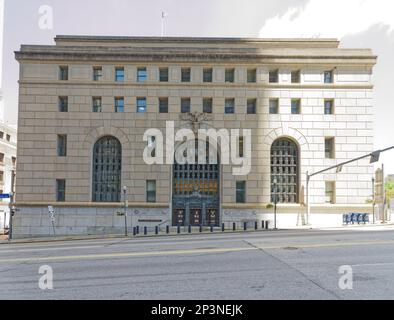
<box><xmin>1</xmin><ymin>0</ymin><xmax>393</xmax><ymax>173</ymax></box>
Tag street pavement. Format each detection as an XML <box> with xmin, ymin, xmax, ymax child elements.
<box><xmin>1</xmin><ymin>228</ymin><xmax>394</xmax><ymax>300</ymax></box>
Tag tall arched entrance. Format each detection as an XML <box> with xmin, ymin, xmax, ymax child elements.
<box><xmin>172</xmin><ymin>140</ymin><xmax>220</xmax><ymax>226</ymax></box>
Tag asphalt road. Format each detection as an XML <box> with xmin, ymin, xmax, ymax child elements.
<box><xmin>1</xmin><ymin>228</ymin><xmax>394</xmax><ymax>300</ymax></box>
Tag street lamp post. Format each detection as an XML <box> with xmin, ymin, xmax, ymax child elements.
<box><xmin>123</xmin><ymin>186</ymin><xmax>128</xmax><ymax>237</ymax></box>
<box><xmin>372</xmin><ymin>177</ymin><xmax>375</xmax><ymax>224</ymax></box>
<box><xmin>273</xmin><ymin>177</ymin><xmax>278</xmax><ymax>230</ymax></box>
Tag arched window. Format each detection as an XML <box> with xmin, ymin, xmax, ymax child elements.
<box><xmin>92</xmin><ymin>136</ymin><xmax>122</xmax><ymax>202</ymax></box>
<box><xmin>270</xmin><ymin>138</ymin><xmax>299</xmax><ymax>203</ymax></box>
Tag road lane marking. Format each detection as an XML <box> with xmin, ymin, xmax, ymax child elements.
<box><xmin>1</xmin><ymin>239</ymin><xmax>394</xmax><ymax>264</ymax></box>
<box><xmin>352</xmin><ymin>262</ymin><xmax>394</xmax><ymax>267</ymax></box>
<box><xmin>0</xmin><ymin>245</ymin><xmax>102</xmax><ymax>254</ymax></box>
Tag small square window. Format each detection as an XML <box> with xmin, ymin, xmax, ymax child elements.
<box><xmin>269</xmin><ymin>69</ymin><xmax>279</xmax><ymax>83</ymax></box>
<box><xmin>57</xmin><ymin>135</ymin><xmax>67</xmax><ymax>157</ymax></box>
<box><xmin>225</xmin><ymin>68</ymin><xmax>235</xmax><ymax>83</ymax></box>
<box><xmin>59</xmin><ymin>66</ymin><xmax>68</xmax><ymax>81</ymax></box>
<box><xmin>93</xmin><ymin>97</ymin><xmax>102</xmax><ymax>113</ymax></box>
<box><xmin>291</xmin><ymin>99</ymin><xmax>301</xmax><ymax>114</ymax></box>
<box><xmin>181</xmin><ymin>68</ymin><xmax>191</xmax><ymax>82</ymax></box>
<box><xmin>159</xmin><ymin>97</ymin><xmax>168</xmax><ymax>113</ymax></box>
<box><xmin>56</xmin><ymin>179</ymin><xmax>66</xmax><ymax>202</ymax></box>
<box><xmin>269</xmin><ymin>99</ymin><xmax>279</xmax><ymax>114</ymax></box>
<box><xmin>58</xmin><ymin>96</ymin><xmax>68</xmax><ymax>112</ymax></box>
<box><xmin>325</xmin><ymin>137</ymin><xmax>335</xmax><ymax>159</ymax></box>
<box><xmin>324</xmin><ymin>99</ymin><xmax>335</xmax><ymax>115</ymax></box>
<box><xmin>181</xmin><ymin>98</ymin><xmax>191</xmax><ymax>113</ymax></box>
<box><xmin>247</xmin><ymin>69</ymin><xmax>256</xmax><ymax>83</ymax></box>
<box><xmin>115</xmin><ymin>67</ymin><xmax>124</xmax><ymax>82</ymax></box>
<box><xmin>324</xmin><ymin>70</ymin><xmax>334</xmax><ymax>83</ymax></box>
<box><xmin>203</xmin><ymin>68</ymin><xmax>213</xmax><ymax>82</ymax></box>
<box><xmin>225</xmin><ymin>98</ymin><xmax>235</xmax><ymax>114</ymax></box>
<box><xmin>115</xmin><ymin>97</ymin><xmax>124</xmax><ymax>113</ymax></box>
<box><xmin>159</xmin><ymin>68</ymin><xmax>169</xmax><ymax>82</ymax></box>
<box><xmin>203</xmin><ymin>98</ymin><xmax>213</xmax><ymax>113</ymax></box>
<box><xmin>236</xmin><ymin>181</ymin><xmax>246</xmax><ymax>203</ymax></box>
<box><xmin>247</xmin><ymin>99</ymin><xmax>257</xmax><ymax>114</ymax></box>
<box><xmin>93</xmin><ymin>67</ymin><xmax>102</xmax><ymax>81</ymax></box>
<box><xmin>291</xmin><ymin>70</ymin><xmax>301</xmax><ymax>83</ymax></box>
<box><xmin>146</xmin><ymin>180</ymin><xmax>156</xmax><ymax>203</ymax></box>
<box><xmin>137</xmin><ymin>67</ymin><xmax>147</xmax><ymax>82</ymax></box>
<box><xmin>137</xmin><ymin>97</ymin><xmax>147</xmax><ymax>113</ymax></box>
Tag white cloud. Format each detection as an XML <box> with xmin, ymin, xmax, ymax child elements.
<box><xmin>259</xmin><ymin>0</ymin><xmax>394</xmax><ymax>39</ymax></box>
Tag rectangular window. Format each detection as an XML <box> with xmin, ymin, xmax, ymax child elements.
<box><xmin>56</xmin><ymin>179</ymin><xmax>66</xmax><ymax>202</ymax></box>
<box><xmin>159</xmin><ymin>97</ymin><xmax>168</xmax><ymax>113</ymax></box>
<box><xmin>269</xmin><ymin>99</ymin><xmax>279</xmax><ymax>114</ymax></box>
<box><xmin>0</xmin><ymin>131</ymin><xmax>3</xmax><ymax>139</ymax></box>
<box><xmin>115</xmin><ymin>67</ymin><xmax>124</xmax><ymax>82</ymax></box>
<box><xmin>225</xmin><ymin>98</ymin><xmax>235</xmax><ymax>114</ymax></box>
<box><xmin>325</xmin><ymin>181</ymin><xmax>336</xmax><ymax>204</ymax></box>
<box><xmin>203</xmin><ymin>68</ymin><xmax>213</xmax><ymax>82</ymax></box>
<box><xmin>0</xmin><ymin>153</ymin><xmax>3</xmax><ymax>163</ymax></box>
<box><xmin>92</xmin><ymin>97</ymin><xmax>102</xmax><ymax>113</ymax></box>
<box><xmin>146</xmin><ymin>180</ymin><xmax>157</xmax><ymax>203</ymax></box>
<box><xmin>159</xmin><ymin>68</ymin><xmax>169</xmax><ymax>82</ymax></box>
<box><xmin>0</xmin><ymin>171</ymin><xmax>4</xmax><ymax>183</ymax></box>
<box><xmin>137</xmin><ymin>97</ymin><xmax>147</xmax><ymax>113</ymax></box>
<box><xmin>269</xmin><ymin>69</ymin><xmax>279</xmax><ymax>83</ymax></box>
<box><xmin>324</xmin><ymin>99</ymin><xmax>335</xmax><ymax>115</ymax></box>
<box><xmin>6</xmin><ymin>134</ymin><xmax>10</xmax><ymax>142</ymax></box>
<box><xmin>57</xmin><ymin>135</ymin><xmax>67</xmax><ymax>157</ymax></box>
<box><xmin>324</xmin><ymin>70</ymin><xmax>333</xmax><ymax>83</ymax></box>
<box><xmin>247</xmin><ymin>99</ymin><xmax>257</xmax><ymax>114</ymax></box>
<box><xmin>291</xmin><ymin>70</ymin><xmax>301</xmax><ymax>83</ymax></box>
<box><xmin>12</xmin><ymin>157</ymin><xmax>16</xmax><ymax>166</ymax></box>
<box><xmin>236</xmin><ymin>181</ymin><xmax>246</xmax><ymax>203</ymax></box>
<box><xmin>59</xmin><ymin>66</ymin><xmax>68</xmax><ymax>81</ymax></box>
<box><xmin>58</xmin><ymin>96</ymin><xmax>68</xmax><ymax>112</ymax></box>
<box><xmin>291</xmin><ymin>99</ymin><xmax>301</xmax><ymax>114</ymax></box>
<box><xmin>181</xmin><ymin>98</ymin><xmax>191</xmax><ymax>113</ymax></box>
<box><xmin>93</xmin><ymin>67</ymin><xmax>102</xmax><ymax>81</ymax></box>
<box><xmin>147</xmin><ymin>136</ymin><xmax>156</xmax><ymax>157</ymax></box>
<box><xmin>137</xmin><ymin>67</ymin><xmax>147</xmax><ymax>82</ymax></box>
<box><xmin>325</xmin><ymin>137</ymin><xmax>335</xmax><ymax>159</ymax></box>
<box><xmin>225</xmin><ymin>68</ymin><xmax>235</xmax><ymax>83</ymax></box>
<box><xmin>203</xmin><ymin>98</ymin><xmax>213</xmax><ymax>114</ymax></box>
<box><xmin>115</xmin><ymin>97</ymin><xmax>124</xmax><ymax>113</ymax></box>
<box><xmin>181</xmin><ymin>68</ymin><xmax>191</xmax><ymax>82</ymax></box>
<box><xmin>238</xmin><ymin>136</ymin><xmax>244</xmax><ymax>158</ymax></box>
<box><xmin>247</xmin><ymin>69</ymin><xmax>257</xmax><ymax>83</ymax></box>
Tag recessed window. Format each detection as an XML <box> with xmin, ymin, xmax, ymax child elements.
<box><xmin>159</xmin><ymin>97</ymin><xmax>168</xmax><ymax>113</ymax></box>
<box><xmin>59</xmin><ymin>66</ymin><xmax>68</xmax><ymax>81</ymax></box>
<box><xmin>291</xmin><ymin>99</ymin><xmax>301</xmax><ymax>114</ymax></box>
<box><xmin>93</xmin><ymin>67</ymin><xmax>102</xmax><ymax>81</ymax></box>
<box><xmin>181</xmin><ymin>68</ymin><xmax>191</xmax><ymax>82</ymax></box>
<box><xmin>137</xmin><ymin>67</ymin><xmax>147</xmax><ymax>82</ymax></box>
<box><xmin>137</xmin><ymin>97</ymin><xmax>147</xmax><ymax>113</ymax></box>
<box><xmin>247</xmin><ymin>99</ymin><xmax>257</xmax><ymax>114</ymax></box>
<box><xmin>291</xmin><ymin>70</ymin><xmax>301</xmax><ymax>83</ymax></box>
<box><xmin>324</xmin><ymin>99</ymin><xmax>335</xmax><ymax>115</ymax></box>
<box><xmin>225</xmin><ymin>98</ymin><xmax>235</xmax><ymax>114</ymax></box>
<box><xmin>181</xmin><ymin>98</ymin><xmax>191</xmax><ymax>113</ymax></box>
<box><xmin>115</xmin><ymin>67</ymin><xmax>124</xmax><ymax>82</ymax></box>
<box><xmin>325</xmin><ymin>137</ymin><xmax>335</xmax><ymax>159</ymax></box>
<box><xmin>56</xmin><ymin>179</ymin><xmax>66</xmax><ymax>202</ymax></box>
<box><xmin>114</xmin><ymin>97</ymin><xmax>124</xmax><ymax>113</ymax></box>
<box><xmin>236</xmin><ymin>181</ymin><xmax>246</xmax><ymax>203</ymax></box>
<box><xmin>269</xmin><ymin>99</ymin><xmax>279</xmax><ymax>114</ymax></box>
<box><xmin>247</xmin><ymin>69</ymin><xmax>256</xmax><ymax>83</ymax></box>
<box><xmin>269</xmin><ymin>69</ymin><xmax>279</xmax><ymax>83</ymax></box>
<box><xmin>0</xmin><ymin>132</ymin><xmax>3</xmax><ymax>139</ymax></box>
<box><xmin>57</xmin><ymin>135</ymin><xmax>67</xmax><ymax>157</ymax></box>
<box><xmin>146</xmin><ymin>180</ymin><xmax>157</xmax><ymax>203</ymax></box>
<box><xmin>159</xmin><ymin>68</ymin><xmax>169</xmax><ymax>82</ymax></box>
<box><xmin>0</xmin><ymin>171</ymin><xmax>3</xmax><ymax>183</ymax></box>
<box><xmin>58</xmin><ymin>96</ymin><xmax>68</xmax><ymax>112</ymax></box>
<box><xmin>238</xmin><ymin>136</ymin><xmax>244</xmax><ymax>158</ymax></box>
<box><xmin>324</xmin><ymin>70</ymin><xmax>334</xmax><ymax>83</ymax></box>
<box><xmin>225</xmin><ymin>68</ymin><xmax>235</xmax><ymax>83</ymax></box>
<box><xmin>325</xmin><ymin>181</ymin><xmax>336</xmax><ymax>204</ymax></box>
<box><xmin>92</xmin><ymin>97</ymin><xmax>102</xmax><ymax>113</ymax></box>
<box><xmin>203</xmin><ymin>98</ymin><xmax>213</xmax><ymax>114</ymax></box>
<box><xmin>12</xmin><ymin>157</ymin><xmax>16</xmax><ymax>166</ymax></box>
<box><xmin>203</xmin><ymin>68</ymin><xmax>213</xmax><ymax>83</ymax></box>
<box><xmin>0</xmin><ymin>153</ymin><xmax>4</xmax><ymax>163</ymax></box>
<box><xmin>6</xmin><ymin>134</ymin><xmax>11</xmax><ymax>142</ymax></box>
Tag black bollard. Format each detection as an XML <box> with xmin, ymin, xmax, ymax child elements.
<box><xmin>255</xmin><ymin>221</ymin><xmax>258</xmax><ymax>230</ymax></box>
<box><xmin>136</xmin><ymin>226</ymin><xmax>139</xmax><ymax>234</ymax></box>
<box><xmin>199</xmin><ymin>225</ymin><xmax>202</xmax><ymax>233</ymax></box>
<box><xmin>244</xmin><ymin>222</ymin><xmax>247</xmax><ymax>231</ymax></box>
<box><xmin>188</xmin><ymin>225</ymin><xmax>191</xmax><ymax>233</ymax></box>
<box><xmin>166</xmin><ymin>225</ymin><xmax>170</xmax><ymax>234</ymax></box>
<box><xmin>233</xmin><ymin>222</ymin><xmax>236</xmax><ymax>231</ymax></box>
<box><xmin>265</xmin><ymin>221</ymin><xmax>269</xmax><ymax>230</ymax></box>
<box><xmin>133</xmin><ymin>227</ymin><xmax>136</xmax><ymax>236</ymax></box>
<box><xmin>144</xmin><ymin>226</ymin><xmax>147</xmax><ymax>235</ymax></box>
<box><xmin>210</xmin><ymin>225</ymin><xmax>214</xmax><ymax>233</ymax></box>
<box><xmin>177</xmin><ymin>224</ymin><xmax>180</xmax><ymax>234</ymax></box>
<box><xmin>262</xmin><ymin>220</ymin><xmax>265</xmax><ymax>229</ymax></box>
<box><xmin>222</xmin><ymin>223</ymin><xmax>225</xmax><ymax>232</ymax></box>
<box><xmin>155</xmin><ymin>226</ymin><xmax>159</xmax><ymax>235</ymax></box>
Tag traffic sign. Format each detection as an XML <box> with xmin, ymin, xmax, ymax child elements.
<box><xmin>0</xmin><ymin>194</ymin><xmax>11</xmax><ymax>199</ymax></box>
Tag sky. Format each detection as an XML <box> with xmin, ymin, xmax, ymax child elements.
<box><xmin>0</xmin><ymin>0</ymin><xmax>393</xmax><ymax>174</ymax></box>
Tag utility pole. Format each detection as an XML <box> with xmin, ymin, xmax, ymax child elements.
<box><xmin>372</xmin><ymin>177</ymin><xmax>375</xmax><ymax>224</ymax></box>
<box><xmin>8</xmin><ymin>170</ymin><xmax>15</xmax><ymax>241</ymax></box>
<box><xmin>273</xmin><ymin>177</ymin><xmax>278</xmax><ymax>230</ymax></box>
<box><xmin>382</xmin><ymin>164</ymin><xmax>386</xmax><ymax>224</ymax></box>
<box><xmin>123</xmin><ymin>186</ymin><xmax>128</xmax><ymax>236</ymax></box>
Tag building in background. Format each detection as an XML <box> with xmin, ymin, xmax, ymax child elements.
<box><xmin>13</xmin><ymin>36</ymin><xmax>376</xmax><ymax>238</ymax></box>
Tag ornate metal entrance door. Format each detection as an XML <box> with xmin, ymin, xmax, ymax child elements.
<box><xmin>173</xmin><ymin>209</ymin><xmax>185</xmax><ymax>226</ymax></box>
<box><xmin>190</xmin><ymin>209</ymin><xmax>202</xmax><ymax>226</ymax></box>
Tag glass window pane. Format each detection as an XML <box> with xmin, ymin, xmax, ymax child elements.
<box><xmin>137</xmin><ymin>68</ymin><xmax>147</xmax><ymax>82</ymax></box>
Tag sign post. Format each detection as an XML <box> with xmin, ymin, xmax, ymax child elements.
<box><xmin>48</xmin><ymin>206</ymin><xmax>56</xmax><ymax>236</ymax></box>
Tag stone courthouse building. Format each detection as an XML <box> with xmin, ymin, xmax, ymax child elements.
<box><xmin>13</xmin><ymin>36</ymin><xmax>376</xmax><ymax>238</ymax></box>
